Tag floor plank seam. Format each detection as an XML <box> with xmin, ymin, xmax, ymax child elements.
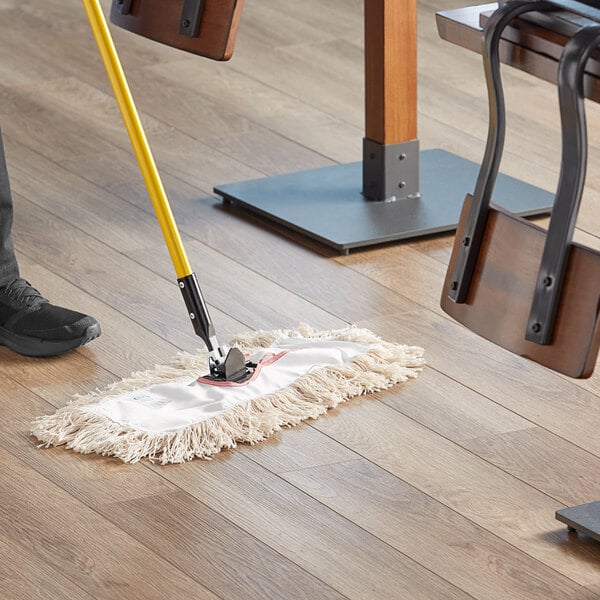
<box><xmin>0</xmin><ymin>447</ymin><xmax>224</xmax><ymax>600</ymax></box>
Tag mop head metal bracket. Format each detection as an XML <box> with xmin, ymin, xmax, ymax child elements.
<box><xmin>206</xmin><ymin>347</ymin><xmax>257</xmax><ymax>383</ymax></box>
<box><xmin>178</xmin><ymin>273</ymin><xmax>257</xmax><ymax>382</ymax></box>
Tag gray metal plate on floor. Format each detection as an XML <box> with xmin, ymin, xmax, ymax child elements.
<box><xmin>556</xmin><ymin>501</ymin><xmax>600</xmax><ymax>541</ymax></box>
<box><xmin>214</xmin><ymin>149</ymin><xmax>554</xmax><ymax>253</ymax></box>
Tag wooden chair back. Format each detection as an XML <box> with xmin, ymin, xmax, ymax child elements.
<box><xmin>109</xmin><ymin>0</ymin><xmax>244</xmax><ymax>61</ymax></box>
<box><xmin>441</xmin><ymin>1</ymin><xmax>600</xmax><ymax>378</ymax></box>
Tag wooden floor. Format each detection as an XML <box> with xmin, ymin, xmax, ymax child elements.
<box><xmin>2</xmin><ymin>0</ymin><xmax>600</xmax><ymax>598</ymax></box>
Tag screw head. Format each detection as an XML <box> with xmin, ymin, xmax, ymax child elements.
<box><xmin>450</xmin><ymin>281</ymin><xmax>458</xmax><ymax>291</ymax></box>
<box><xmin>398</xmin><ymin>181</ymin><xmax>406</xmax><ymax>189</ymax></box>
<box><xmin>543</xmin><ymin>276</ymin><xmax>553</xmax><ymax>287</ymax></box>
<box><xmin>462</xmin><ymin>237</ymin><xmax>470</xmax><ymax>247</ymax></box>
<box><xmin>179</xmin><ymin>281</ymin><xmax>185</xmax><ymax>288</ymax></box>
<box><xmin>399</xmin><ymin>153</ymin><xmax>406</xmax><ymax>161</ymax></box>
<box><xmin>531</xmin><ymin>322</ymin><xmax>542</xmax><ymax>333</ymax></box>
<box><xmin>182</xmin><ymin>18</ymin><xmax>191</xmax><ymax>28</ymax></box>
<box><xmin>189</xmin><ymin>313</ymin><xmax>195</xmax><ymax>320</ymax></box>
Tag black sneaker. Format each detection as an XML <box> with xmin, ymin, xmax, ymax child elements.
<box><xmin>0</xmin><ymin>278</ymin><xmax>101</xmax><ymax>357</ymax></box>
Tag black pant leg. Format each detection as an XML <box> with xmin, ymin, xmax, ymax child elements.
<box><xmin>0</xmin><ymin>129</ymin><xmax>19</xmax><ymax>286</ymax></box>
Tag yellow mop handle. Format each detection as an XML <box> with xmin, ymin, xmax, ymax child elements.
<box><xmin>82</xmin><ymin>0</ymin><xmax>192</xmax><ymax>279</ymax></box>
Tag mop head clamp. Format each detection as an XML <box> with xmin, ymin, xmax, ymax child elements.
<box><xmin>207</xmin><ymin>346</ymin><xmax>256</xmax><ymax>383</ymax></box>
<box><xmin>177</xmin><ymin>273</ymin><xmax>255</xmax><ymax>381</ymax></box>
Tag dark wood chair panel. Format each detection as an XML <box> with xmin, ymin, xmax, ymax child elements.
<box><xmin>110</xmin><ymin>0</ymin><xmax>244</xmax><ymax>61</ymax></box>
<box><xmin>441</xmin><ymin>196</ymin><xmax>600</xmax><ymax>378</ymax></box>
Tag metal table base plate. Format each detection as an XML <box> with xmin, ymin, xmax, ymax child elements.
<box><xmin>214</xmin><ymin>149</ymin><xmax>553</xmax><ymax>253</ymax></box>
<box><xmin>556</xmin><ymin>501</ymin><xmax>600</xmax><ymax>542</ymax></box>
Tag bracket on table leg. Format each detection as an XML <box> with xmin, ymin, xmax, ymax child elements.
<box><xmin>362</xmin><ymin>138</ymin><xmax>420</xmax><ymax>202</ymax></box>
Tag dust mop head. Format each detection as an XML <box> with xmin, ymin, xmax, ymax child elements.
<box><xmin>31</xmin><ymin>325</ymin><xmax>425</xmax><ymax>464</ymax></box>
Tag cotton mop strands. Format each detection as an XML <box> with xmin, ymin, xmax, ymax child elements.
<box><xmin>32</xmin><ymin>325</ymin><xmax>425</xmax><ymax>464</ymax></box>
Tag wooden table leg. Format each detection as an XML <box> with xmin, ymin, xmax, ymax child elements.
<box><xmin>363</xmin><ymin>0</ymin><xmax>420</xmax><ymax>201</ymax></box>
<box><xmin>365</xmin><ymin>0</ymin><xmax>417</xmax><ymax>144</ymax></box>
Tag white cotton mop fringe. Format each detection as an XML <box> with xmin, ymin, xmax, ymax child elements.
<box><xmin>31</xmin><ymin>325</ymin><xmax>424</xmax><ymax>464</ymax></box>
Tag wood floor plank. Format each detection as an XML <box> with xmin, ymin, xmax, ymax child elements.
<box><xmin>0</xmin><ymin>327</ymin><xmax>116</xmax><ymax>411</ymax></box>
<box><xmin>1</xmin><ymin>97</ymin><xmax>408</xmax><ymax>338</ymax></box>
<box><xmin>237</xmin><ymin>0</ymin><xmax>338</xmax><ymax>49</ymax></box>
<box><xmin>461</xmin><ymin>428</ymin><xmax>600</xmax><ymax>508</ymax></box>
<box><xmin>2</xmin><ymin>360</ymin><xmax>358</xmax><ymax>600</ymax></box>
<box><xmin>4</xmin><ymin>347</ymin><xmax>347</xmax><ymax>600</ymax></box>
<box><xmin>405</xmin><ymin>232</ymin><xmax>455</xmax><ymax>265</ymax></box>
<box><xmin>336</xmin><ymin>243</ymin><xmax>450</xmax><ymax>316</ymax></box>
<box><xmin>235</xmin><ymin>366</ymin><xmax>535</xmax><ymax>477</ymax></box>
<box><xmin>0</xmin><ymin>534</ymin><xmax>96</xmax><ymax>600</ymax></box>
<box><xmin>0</xmin><ymin>378</ymin><xmax>179</xmax><ymax>508</ymax></box>
<box><xmin>0</xmin><ymin>82</ymin><xmax>263</xmax><ymax>200</ymax></box>
<box><xmin>0</xmin><ymin>447</ymin><xmax>221</xmax><ymax>600</ymax></box>
<box><xmin>573</xmin><ymin>370</ymin><xmax>600</xmax><ymax>398</ymax></box>
<box><xmin>6</xmin><ymin>138</ymin><xmax>349</xmax><ymax>335</ymax></box>
<box><xmin>378</xmin><ymin>365</ymin><xmax>535</xmax><ymax>443</ymax></box>
<box><xmin>133</xmin><ymin>195</ymin><xmax>417</xmax><ymax>321</ymax></box>
<box><xmin>0</xmin><ymin>77</ymin><xmax>430</xmax><ymax>329</ymax></box>
<box><xmin>0</xmin><ymin>12</ymin><xmax>72</xmax><ymax>87</ymax></box>
<box><xmin>101</xmin><ymin>492</ymin><xmax>349</xmax><ymax>600</ymax></box>
<box><xmin>308</xmin><ymin>395</ymin><xmax>600</xmax><ymax>585</ymax></box>
<box><xmin>244</xmin><ymin>0</ymin><xmax>363</xmax><ymax>47</ymax></box>
<box><xmin>126</xmin><ymin>240</ymin><xmax>346</xmax><ymax>333</ymax></box>
<box><xmin>107</xmin><ymin>192</ymin><xmax>417</xmax><ymax>324</ymax></box>
<box><xmin>0</xmin><ymin>0</ymin><xmax>183</xmax><ymax>93</ymax></box>
<box><xmin>281</xmin><ymin>459</ymin><xmax>599</xmax><ymax>600</ymax></box>
<box><xmin>225</xmin><ymin>36</ymin><xmax>364</xmax><ymax>128</ymax></box>
<box><xmin>362</xmin><ymin>311</ymin><xmax>600</xmax><ymax>455</ymax></box>
<box><xmin>150</xmin><ymin>453</ymin><xmax>473</xmax><ymax>600</ymax></box>
<box><xmin>135</xmin><ymin>58</ymin><xmax>363</xmax><ymax>164</ymax></box>
<box><xmin>201</xmin><ymin>127</ymin><xmax>335</xmax><ymax>175</ymax></box>
<box><xmin>236</xmin><ymin>423</ymin><xmax>360</xmax><ymax>475</ymax></box>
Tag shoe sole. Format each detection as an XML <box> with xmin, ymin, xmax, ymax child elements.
<box><xmin>0</xmin><ymin>323</ymin><xmax>101</xmax><ymax>358</ymax></box>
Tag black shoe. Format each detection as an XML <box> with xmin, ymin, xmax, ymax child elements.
<box><xmin>0</xmin><ymin>278</ymin><xmax>101</xmax><ymax>357</ymax></box>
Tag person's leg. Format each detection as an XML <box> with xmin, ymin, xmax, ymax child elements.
<box><xmin>0</xmin><ymin>129</ymin><xmax>101</xmax><ymax>357</ymax></box>
<box><xmin>0</xmin><ymin>130</ymin><xmax>19</xmax><ymax>286</ymax></box>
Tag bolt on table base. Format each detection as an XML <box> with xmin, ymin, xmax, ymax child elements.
<box><xmin>214</xmin><ymin>149</ymin><xmax>554</xmax><ymax>254</ymax></box>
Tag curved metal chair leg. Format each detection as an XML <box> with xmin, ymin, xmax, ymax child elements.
<box><xmin>447</xmin><ymin>0</ymin><xmax>556</xmax><ymax>303</ymax></box>
<box><xmin>526</xmin><ymin>25</ymin><xmax>600</xmax><ymax>344</ymax></box>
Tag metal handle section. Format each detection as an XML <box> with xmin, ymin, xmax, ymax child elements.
<box><xmin>178</xmin><ymin>274</ymin><xmax>221</xmax><ymax>355</ymax></box>
<box><xmin>526</xmin><ymin>25</ymin><xmax>600</xmax><ymax>344</ymax></box>
<box><xmin>446</xmin><ymin>0</ymin><xmax>555</xmax><ymax>303</ymax></box>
